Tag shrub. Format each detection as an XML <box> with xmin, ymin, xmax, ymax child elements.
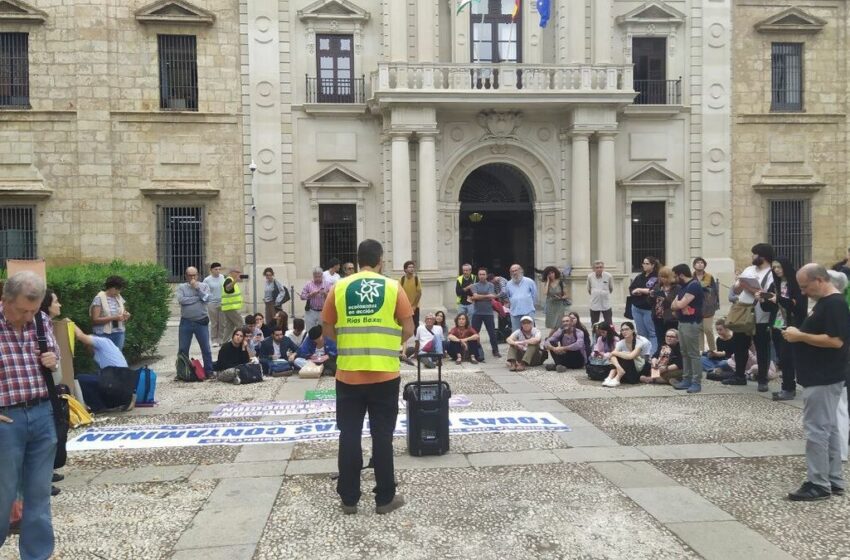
<box><xmin>3</xmin><ymin>261</ymin><xmax>171</xmax><ymax>371</ymax></box>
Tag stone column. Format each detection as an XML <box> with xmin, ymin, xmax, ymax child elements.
<box><xmin>391</xmin><ymin>132</ymin><xmax>412</xmax><ymax>271</ymax></box>
<box><xmin>417</xmin><ymin>132</ymin><xmax>438</xmax><ymax>271</ymax></box>
<box><xmin>567</xmin><ymin>0</ymin><xmax>585</xmax><ymax>63</ymax></box>
<box><xmin>570</xmin><ymin>132</ymin><xmax>591</xmax><ymax>268</ymax></box>
<box><xmin>596</xmin><ymin>132</ymin><xmax>617</xmax><ymax>267</ymax></box>
<box><xmin>389</xmin><ymin>0</ymin><xmax>407</xmax><ymax>61</ymax></box>
<box><xmin>593</xmin><ymin>0</ymin><xmax>611</xmax><ymax>63</ymax></box>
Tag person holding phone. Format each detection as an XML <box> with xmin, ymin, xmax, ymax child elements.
<box><xmin>769</xmin><ymin>258</ymin><xmax>807</xmax><ymax>401</ymax></box>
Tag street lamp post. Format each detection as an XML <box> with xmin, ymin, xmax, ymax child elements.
<box><xmin>249</xmin><ymin>160</ymin><xmax>258</xmax><ymax>314</ymax></box>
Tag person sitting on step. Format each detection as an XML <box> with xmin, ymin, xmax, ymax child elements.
<box><xmin>446</xmin><ymin>313</ymin><xmax>482</xmax><ymax>365</ymax></box>
<box><xmin>641</xmin><ymin>329</ymin><xmax>683</xmax><ymax>384</ymax></box>
<box><xmin>544</xmin><ymin>312</ymin><xmax>588</xmax><ymax>372</ymax></box>
<box><xmin>506</xmin><ymin>316</ymin><xmax>543</xmax><ymax>372</ymax></box>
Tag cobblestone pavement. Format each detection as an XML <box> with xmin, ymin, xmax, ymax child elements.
<box><xmin>2</xmin><ymin>317</ymin><xmax>847</xmax><ymax>560</ymax></box>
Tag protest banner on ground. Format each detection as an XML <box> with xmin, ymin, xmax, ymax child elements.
<box><xmin>67</xmin><ymin>411</ymin><xmax>570</xmax><ymax>451</ymax></box>
<box><xmin>209</xmin><ymin>395</ymin><xmax>473</xmax><ymax>419</ymax></box>
<box><xmin>304</xmin><ymin>389</ymin><xmax>336</xmax><ymax>401</ymax></box>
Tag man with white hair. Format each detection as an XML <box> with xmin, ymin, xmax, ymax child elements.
<box><xmin>783</xmin><ymin>264</ymin><xmax>849</xmax><ymax>501</ymax></box>
<box><xmin>0</xmin><ymin>271</ymin><xmax>60</xmax><ymax>558</ymax></box>
<box><xmin>300</xmin><ymin>266</ymin><xmax>332</xmax><ymax>331</ymax></box>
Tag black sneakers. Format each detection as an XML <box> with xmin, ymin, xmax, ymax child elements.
<box><xmin>721</xmin><ymin>377</ymin><xmax>747</xmax><ymax>386</ymax></box>
<box><xmin>832</xmin><ymin>485</ymin><xmax>846</xmax><ymax>497</ymax></box>
<box><xmin>772</xmin><ymin>390</ymin><xmax>796</xmax><ymax>401</ymax></box>
<box><xmin>788</xmin><ymin>481</ymin><xmax>832</xmax><ymax>501</ymax></box>
<box><xmin>376</xmin><ymin>494</ymin><xmax>405</xmax><ymax>515</ymax></box>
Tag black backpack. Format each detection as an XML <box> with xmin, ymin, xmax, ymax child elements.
<box><xmin>98</xmin><ymin>366</ymin><xmax>138</xmax><ymax>410</ymax></box>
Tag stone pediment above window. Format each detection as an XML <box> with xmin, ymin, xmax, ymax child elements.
<box><xmin>135</xmin><ymin>0</ymin><xmax>215</xmax><ymax>26</ymax></box>
<box><xmin>0</xmin><ymin>0</ymin><xmax>47</xmax><ymax>24</ymax></box>
<box><xmin>298</xmin><ymin>0</ymin><xmax>370</xmax><ymax>23</ymax></box>
<box><xmin>303</xmin><ymin>164</ymin><xmax>371</xmax><ymax>190</ymax></box>
<box><xmin>616</xmin><ymin>1</ymin><xmax>685</xmax><ymax>27</ymax></box>
<box><xmin>754</xmin><ymin>7</ymin><xmax>826</xmax><ymax>34</ymax></box>
<box><xmin>618</xmin><ymin>162</ymin><xmax>683</xmax><ymax>187</ymax></box>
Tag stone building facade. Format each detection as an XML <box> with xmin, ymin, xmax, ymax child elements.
<box><xmin>246</xmin><ymin>0</ymin><xmax>734</xmax><ymax>309</ymax></box>
<box><xmin>731</xmin><ymin>1</ymin><xmax>848</xmax><ymax>270</ymax></box>
<box><xmin>0</xmin><ymin>0</ymin><xmax>245</xmax><ymax>280</ymax></box>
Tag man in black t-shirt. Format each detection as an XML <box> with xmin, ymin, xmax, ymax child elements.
<box><xmin>670</xmin><ymin>264</ymin><xmax>704</xmax><ymax>393</ymax></box>
<box><xmin>783</xmin><ymin>263</ymin><xmax>849</xmax><ymax>501</ymax></box>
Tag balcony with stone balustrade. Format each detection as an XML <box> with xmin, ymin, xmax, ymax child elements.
<box><xmin>370</xmin><ymin>62</ymin><xmax>637</xmax><ymax>108</ymax></box>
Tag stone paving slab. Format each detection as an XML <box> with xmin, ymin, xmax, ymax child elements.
<box><xmin>190</xmin><ymin>461</ymin><xmax>287</xmax><ymax>480</ymax></box>
<box><xmin>92</xmin><ymin>464</ymin><xmax>196</xmax><ymax>485</ymax></box>
<box><xmin>234</xmin><ymin>443</ymin><xmax>293</xmax><ymax>463</ymax></box>
<box><xmin>174</xmin><ymin>477</ymin><xmax>284</xmax><ymax>551</ymax></box>
<box><xmin>723</xmin><ymin>439</ymin><xmax>805</xmax><ymax>457</ymax></box>
<box><xmin>637</xmin><ymin>443</ymin><xmax>742</xmax><ymax>460</ymax></box>
<box><xmin>68</xmin><ymin>445</ymin><xmax>242</xmax><ymax>471</ymax></box>
<box><xmin>553</xmin><ymin>446</ymin><xmax>650</xmax><ymax>463</ymax></box>
<box><xmin>170</xmin><ymin>544</ymin><xmax>256</xmax><ymax>560</ymax></box>
<box><xmin>623</xmin><ymin>486</ymin><xmax>734</xmax><ymax>523</ymax></box>
<box><xmin>285</xmin><ymin>458</ymin><xmax>339</xmax><ymax>475</ymax></box>
<box><xmin>590</xmin><ymin>461</ymin><xmax>681</xmax><ymax>489</ymax></box>
<box><xmin>0</xmin><ymin>480</ymin><xmax>217</xmax><ymax>560</ymax></box>
<box><xmin>254</xmin><ymin>464</ymin><xmax>700</xmax><ymax>560</ymax></box>
<box><xmin>556</xmin><ymin>425</ymin><xmax>620</xmax><ymax>447</ymax></box>
<box><xmin>467</xmin><ymin>449</ymin><xmax>561</xmax><ymax>467</ymax></box>
<box><xmin>666</xmin><ymin>521</ymin><xmax>797</xmax><ymax>560</ymax></box>
<box><xmin>654</xmin><ymin>456</ymin><xmax>850</xmax><ymax>560</ymax></box>
<box><xmin>564</xmin><ymin>394</ymin><xmax>803</xmax><ymax>446</ymax></box>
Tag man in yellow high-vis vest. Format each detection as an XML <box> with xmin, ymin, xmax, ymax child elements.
<box><xmin>322</xmin><ymin>239</ymin><xmax>414</xmax><ymax>515</ymax></box>
<box><xmin>220</xmin><ymin>268</ymin><xmax>244</xmax><ymax>340</ymax></box>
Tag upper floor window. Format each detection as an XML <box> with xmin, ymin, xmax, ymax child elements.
<box><xmin>471</xmin><ymin>0</ymin><xmax>522</xmax><ymax>63</ymax></box>
<box><xmin>307</xmin><ymin>34</ymin><xmax>364</xmax><ymax>103</ymax></box>
<box><xmin>771</xmin><ymin>43</ymin><xmax>803</xmax><ymax>112</ymax></box>
<box><xmin>158</xmin><ymin>34</ymin><xmax>198</xmax><ymax>111</ymax></box>
<box><xmin>0</xmin><ymin>33</ymin><xmax>29</xmax><ymax>108</ymax></box>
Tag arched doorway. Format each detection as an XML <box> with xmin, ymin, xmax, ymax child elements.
<box><xmin>459</xmin><ymin>163</ymin><xmax>534</xmax><ymax>278</ymax></box>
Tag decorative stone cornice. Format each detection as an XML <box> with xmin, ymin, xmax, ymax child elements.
<box><xmin>140</xmin><ymin>181</ymin><xmax>219</xmax><ymax>198</ymax></box>
<box><xmin>0</xmin><ymin>0</ymin><xmax>47</xmax><ymax>24</ymax></box>
<box><xmin>754</xmin><ymin>7</ymin><xmax>826</xmax><ymax>34</ymax></box>
<box><xmin>302</xmin><ymin>164</ymin><xmax>371</xmax><ymax>190</ymax></box>
<box><xmin>135</xmin><ymin>0</ymin><xmax>215</xmax><ymax>26</ymax></box>
<box><xmin>0</xmin><ymin>182</ymin><xmax>52</xmax><ymax>198</ymax></box>
<box><xmin>618</xmin><ymin>162</ymin><xmax>683</xmax><ymax>187</ymax></box>
<box><xmin>615</xmin><ymin>1</ymin><xmax>685</xmax><ymax>27</ymax></box>
<box><xmin>298</xmin><ymin>0</ymin><xmax>370</xmax><ymax>23</ymax></box>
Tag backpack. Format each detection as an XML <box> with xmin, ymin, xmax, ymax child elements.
<box><xmin>97</xmin><ymin>367</ymin><xmax>137</xmax><ymax>410</ymax></box>
<box><xmin>236</xmin><ymin>363</ymin><xmax>263</xmax><ymax>384</ymax></box>
<box><xmin>271</xmin><ymin>280</ymin><xmax>291</xmax><ymax>309</ymax></box>
<box><xmin>190</xmin><ymin>358</ymin><xmax>207</xmax><ymax>381</ymax></box>
<box><xmin>135</xmin><ymin>366</ymin><xmax>158</xmax><ymax>405</ymax></box>
<box><xmin>175</xmin><ymin>353</ymin><xmax>200</xmax><ymax>382</ymax></box>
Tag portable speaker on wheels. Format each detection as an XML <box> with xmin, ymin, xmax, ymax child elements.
<box><xmin>403</xmin><ymin>352</ymin><xmax>451</xmax><ymax>456</ymax></box>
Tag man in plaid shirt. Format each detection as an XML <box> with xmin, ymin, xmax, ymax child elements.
<box><xmin>0</xmin><ymin>271</ymin><xmax>59</xmax><ymax>560</ymax></box>
<box><xmin>300</xmin><ymin>266</ymin><xmax>333</xmax><ymax>332</ymax></box>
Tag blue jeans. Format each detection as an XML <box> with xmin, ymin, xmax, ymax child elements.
<box><xmin>178</xmin><ymin>318</ymin><xmax>213</xmax><ymax>374</ymax></box>
<box><xmin>471</xmin><ymin>313</ymin><xmax>499</xmax><ymax>355</ymax></box>
<box><xmin>457</xmin><ymin>304</ymin><xmax>474</xmax><ymax>318</ymax></box>
<box><xmin>95</xmin><ymin>330</ymin><xmax>125</xmax><ymax>350</ymax></box>
<box><xmin>630</xmin><ymin>306</ymin><xmax>657</xmax><ymax>355</ymax></box>
<box><xmin>0</xmin><ymin>400</ymin><xmax>57</xmax><ymax>560</ymax></box>
<box><xmin>701</xmin><ymin>355</ymin><xmax>731</xmax><ymax>372</ymax></box>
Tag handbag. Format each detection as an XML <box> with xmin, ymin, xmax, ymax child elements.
<box><xmin>624</xmin><ymin>296</ymin><xmax>634</xmax><ymax>320</ymax></box>
<box><xmin>726</xmin><ymin>302</ymin><xmax>755</xmax><ymax>336</ymax></box>
<box><xmin>236</xmin><ymin>363</ymin><xmax>264</xmax><ymax>384</ymax></box>
<box><xmin>586</xmin><ymin>363</ymin><xmax>611</xmax><ymax>381</ymax></box>
<box><xmin>34</xmin><ymin>313</ymin><xmax>69</xmax><ymax>469</ymax></box>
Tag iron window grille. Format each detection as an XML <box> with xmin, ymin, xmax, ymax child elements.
<box><xmin>768</xmin><ymin>199</ymin><xmax>811</xmax><ymax>269</ymax></box>
<box><xmin>0</xmin><ymin>33</ymin><xmax>29</xmax><ymax>107</ymax></box>
<box><xmin>158</xmin><ymin>34</ymin><xmax>198</xmax><ymax>111</ymax></box>
<box><xmin>631</xmin><ymin>201</ymin><xmax>666</xmax><ymax>272</ymax></box>
<box><xmin>771</xmin><ymin>43</ymin><xmax>803</xmax><ymax>112</ymax></box>
<box><xmin>319</xmin><ymin>204</ymin><xmax>357</xmax><ymax>269</ymax></box>
<box><xmin>0</xmin><ymin>206</ymin><xmax>36</xmax><ymax>268</ymax></box>
<box><xmin>157</xmin><ymin>206</ymin><xmax>205</xmax><ymax>281</ymax></box>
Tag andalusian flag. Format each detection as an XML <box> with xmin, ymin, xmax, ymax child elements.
<box><xmin>456</xmin><ymin>0</ymin><xmax>475</xmax><ymax>14</ymax></box>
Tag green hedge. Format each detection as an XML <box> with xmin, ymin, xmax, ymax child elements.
<box><xmin>3</xmin><ymin>261</ymin><xmax>171</xmax><ymax>371</ymax></box>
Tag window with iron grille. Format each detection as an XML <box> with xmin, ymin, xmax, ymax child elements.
<box><xmin>319</xmin><ymin>204</ymin><xmax>356</xmax><ymax>269</ymax></box>
<box><xmin>0</xmin><ymin>206</ymin><xmax>36</xmax><ymax>268</ymax></box>
<box><xmin>0</xmin><ymin>33</ymin><xmax>29</xmax><ymax>107</ymax></box>
<box><xmin>771</xmin><ymin>43</ymin><xmax>803</xmax><ymax>112</ymax></box>
<box><xmin>157</xmin><ymin>206</ymin><xmax>205</xmax><ymax>281</ymax></box>
<box><xmin>631</xmin><ymin>201</ymin><xmax>666</xmax><ymax>272</ymax></box>
<box><xmin>158</xmin><ymin>35</ymin><xmax>198</xmax><ymax>111</ymax></box>
<box><xmin>768</xmin><ymin>199</ymin><xmax>811</xmax><ymax>269</ymax></box>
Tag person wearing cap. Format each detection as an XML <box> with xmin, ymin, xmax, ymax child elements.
<box><xmin>221</xmin><ymin>268</ymin><xmax>244</xmax><ymax>339</ymax></box>
<box><xmin>505</xmin><ymin>316</ymin><xmax>542</xmax><ymax>371</ymax></box>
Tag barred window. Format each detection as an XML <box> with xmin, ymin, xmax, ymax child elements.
<box><xmin>319</xmin><ymin>204</ymin><xmax>356</xmax><ymax>269</ymax></box>
<box><xmin>0</xmin><ymin>33</ymin><xmax>29</xmax><ymax>107</ymax></box>
<box><xmin>157</xmin><ymin>206</ymin><xmax>205</xmax><ymax>281</ymax></box>
<box><xmin>771</xmin><ymin>43</ymin><xmax>803</xmax><ymax>112</ymax></box>
<box><xmin>158</xmin><ymin>35</ymin><xmax>198</xmax><ymax>111</ymax></box>
<box><xmin>0</xmin><ymin>206</ymin><xmax>36</xmax><ymax>267</ymax></box>
<box><xmin>631</xmin><ymin>201</ymin><xmax>666</xmax><ymax>272</ymax></box>
<box><xmin>768</xmin><ymin>199</ymin><xmax>811</xmax><ymax>269</ymax></box>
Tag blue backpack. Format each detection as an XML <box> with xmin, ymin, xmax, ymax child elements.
<box><xmin>135</xmin><ymin>366</ymin><xmax>157</xmax><ymax>405</ymax></box>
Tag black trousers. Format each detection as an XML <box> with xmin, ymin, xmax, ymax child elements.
<box><xmin>552</xmin><ymin>350</ymin><xmax>585</xmax><ymax>369</ymax></box>
<box><xmin>471</xmin><ymin>313</ymin><xmax>500</xmax><ymax>354</ymax></box>
<box><xmin>772</xmin><ymin>328</ymin><xmax>796</xmax><ymax>392</ymax></box>
<box><xmin>336</xmin><ymin>377</ymin><xmax>400</xmax><ymax>507</ymax></box>
<box><xmin>753</xmin><ymin>323</ymin><xmax>772</xmax><ymax>384</ymax></box>
<box><xmin>590</xmin><ymin>309</ymin><xmax>613</xmax><ymax>325</ymax></box>
<box><xmin>731</xmin><ymin>331</ymin><xmax>752</xmax><ymax>379</ymax></box>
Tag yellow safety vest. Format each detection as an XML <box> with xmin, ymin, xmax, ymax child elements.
<box><xmin>335</xmin><ymin>270</ymin><xmax>402</xmax><ymax>372</ymax></box>
<box><xmin>456</xmin><ymin>274</ymin><xmax>467</xmax><ymax>304</ymax></box>
<box><xmin>221</xmin><ymin>281</ymin><xmax>242</xmax><ymax>312</ymax></box>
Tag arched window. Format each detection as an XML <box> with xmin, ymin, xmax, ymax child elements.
<box><xmin>470</xmin><ymin>0</ymin><xmax>522</xmax><ymax>63</ymax></box>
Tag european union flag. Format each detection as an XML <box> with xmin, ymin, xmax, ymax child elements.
<box><xmin>537</xmin><ymin>0</ymin><xmax>550</xmax><ymax>27</ymax></box>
